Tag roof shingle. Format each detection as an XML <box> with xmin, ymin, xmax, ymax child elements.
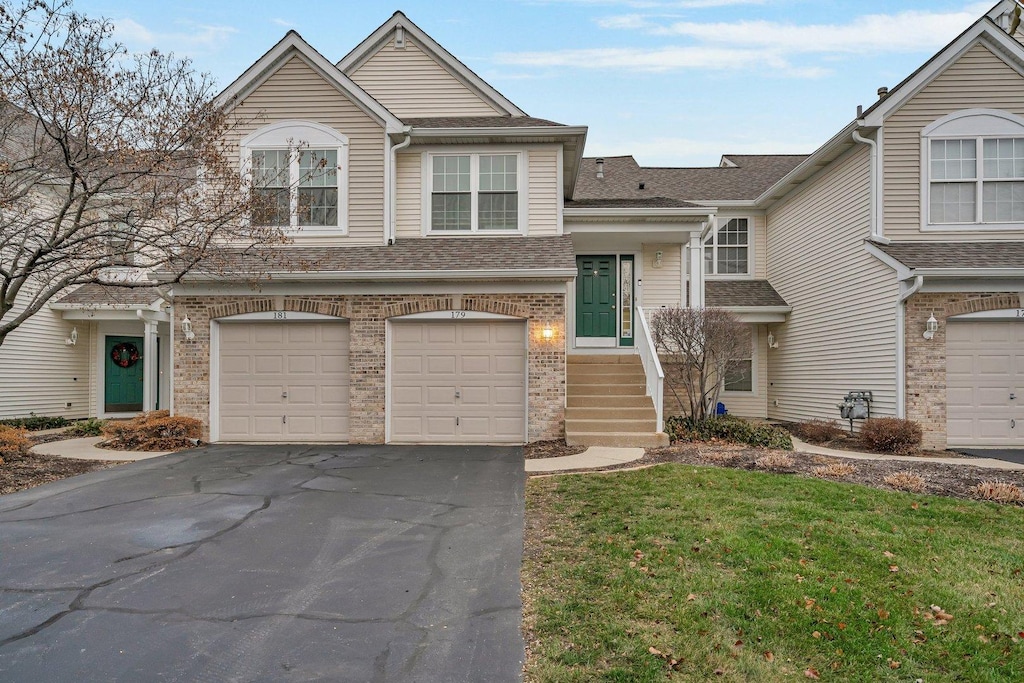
<box><xmin>705</xmin><ymin>280</ymin><xmax>789</xmax><ymax>308</ymax></box>
<box><xmin>57</xmin><ymin>284</ymin><xmax>164</xmax><ymax>307</ymax></box>
<box><xmin>877</xmin><ymin>241</ymin><xmax>1024</xmax><ymax>269</ymax></box>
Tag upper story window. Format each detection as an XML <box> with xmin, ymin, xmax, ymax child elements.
<box><xmin>704</xmin><ymin>218</ymin><xmax>749</xmax><ymax>276</ymax></box>
<box><xmin>426</xmin><ymin>152</ymin><xmax>524</xmax><ymax>233</ymax></box>
<box><xmin>923</xmin><ymin>109</ymin><xmax>1024</xmax><ymax>230</ymax></box>
<box><xmin>240</xmin><ymin>121</ymin><xmax>349</xmax><ymax>235</ymax></box>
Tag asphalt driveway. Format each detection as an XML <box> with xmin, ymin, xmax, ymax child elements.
<box><xmin>0</xmin><ymin>444</ymin><xmax>526</xmax><ymax>682</ymax></box>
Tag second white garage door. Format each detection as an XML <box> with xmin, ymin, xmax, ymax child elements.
<box><xmin>218</xmin><ymin>322</ymin><xmax>350</xmax><ymax>442</ymax></box>
<box><xmin>946</xmin><ymin>320</ymin><xmax>1023</xmax><ymax>447</ymax></box>
<box><xmin>390</xmin><ymin>320</ymin><xmax>527</xmax><ymax>444</ymax></box>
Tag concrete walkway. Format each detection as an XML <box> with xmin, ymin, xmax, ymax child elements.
<box><xmin>31</xmin><ymin>436</ymin><xmax>169</xmax><ymax>461</ymax></box>
<box><xmin>792</xmin><ymin>436</ymin><xmax>1024</xmax><ymax>472</ymax></box>
<box><xmin>525</xmin><ymin>446</ymin><xmax>645</xmax><ymax>473</ymax></box>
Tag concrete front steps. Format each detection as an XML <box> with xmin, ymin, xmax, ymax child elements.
<box><xmin>565</xmin><ymin>354</ymin><xmax>669</xmax><ymax>448</ymax></box>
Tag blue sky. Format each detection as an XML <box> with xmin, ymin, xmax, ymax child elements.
<box><xmin>78</xmin><ymin>0</ymin><xmax>1000</xmax><ymax>167</ymax></box>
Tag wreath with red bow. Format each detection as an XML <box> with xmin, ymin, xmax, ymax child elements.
<box><xmin>110</xmin><ymin>342</ymin><xmax>140</xmax><ymax>368</ymax></box>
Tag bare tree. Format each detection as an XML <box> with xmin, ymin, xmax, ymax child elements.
<box><xmin>0</xmin><ymin>0</ymin><xmax>283</xmax><ymax>348</ymax></box>
<box><xmin>651</xmin><ymin>307</ymin><xmax>751</xmax><ymax>422</ymax></box>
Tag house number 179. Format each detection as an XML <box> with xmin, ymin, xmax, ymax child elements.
<box><xmin>450</xmin><ymin>311</ymin><xmax>466</xmax><ymax>319</ymax></box>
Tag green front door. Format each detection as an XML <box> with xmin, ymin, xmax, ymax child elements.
<box><xmin>576</xmin><ymin>255</ymin><xmax>617</xmax><ymax>337</ymax></box>
<box><xmin>105</xmin><ymin>336</ymin><xmax>144</xmax><ymax>413</ymax></box>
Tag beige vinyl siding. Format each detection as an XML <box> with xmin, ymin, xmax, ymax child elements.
<box><xmin>527</xmin><ymin>148</ymin><xmax>560</xmax><ymax>236</ymax></box>
<box><xmin>394</xmin><ymin>150</ymin><xmax>422</xmax><ymax>239</ymax></box>
<box><xmin>229</xmin><ymin>55</ymin><xmax>385</xmax><ymax>246</ymax></box>
<box><xmin>348</xmin><ymin>37</ymin><xmax>502</xmax><ymax>118</ymax></box>
<box><xmin>0</xmin><ymin>292</ymin><xmax>91</xmax><ymax>420</ymax></box>
<box><xmin>721</xmin><ymin>326</ymin><xmax>768</xmax><ymax>419</ymax></box>
<box><xmin>640</xmin><ymin>244</ymin><xmax>685</xmax><ymax>311</ymax></box>
<box><xmin>766</xmin><ymin>146</ymin><xmax>899</xmax><ymax>424</ymax></box>
<box><xmin>884</xmin><ymin>42</ymin><xmax>1024</xmax><ymax>240</ymax></box>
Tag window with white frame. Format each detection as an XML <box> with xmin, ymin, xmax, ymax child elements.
<box><xmin>724</xmin><ymin>327</ymin><xmax>754</xmax><ymax>393</ymax></box>
<box><xmin>704</xmin><ymin>218</ymin><xmax>749</xmax><ymax>275</ymax></box>
<box><xmin>924</xmin><ymin>109</ymin><xmax>1024</xmax><ymax>228</ymax></box>
<box><xmin>428</xmin><ymin>153</ymin><xmax>521</xmax><ymax>232</ymax></box>
<box><xmin>241</xmin><ymin>121</ymin><xmax>348</xmax><ymax>233</ymax></box>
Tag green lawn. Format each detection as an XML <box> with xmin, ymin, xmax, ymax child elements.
<box><xmin>523</xmin><ymin>464</ymin><xmax>1024</xmax><ymax>682</ymax></box>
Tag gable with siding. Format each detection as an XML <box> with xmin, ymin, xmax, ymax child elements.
<box><xmin>347</xmin><ymin>35</ymin><xmax>504</xmax><ymax>118</ymax></box>
<box><xmin>228</xmin><ymin>55</ymin><xmax>386</xmax><ymax>246</ymax></box>
<box><xmin>883</xmin><ymin>41</ymin><xmax>1024</xmax><ymax>241</ymax></box>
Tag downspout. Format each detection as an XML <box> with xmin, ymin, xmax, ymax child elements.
<box><xmin>895</xmin><ymin>274</ymin><xmax>924</xmax><ymax>419</ymax></box>
<box><xmin>388</xmin><ymin>128</ymin><xmax>413</xmax><ymax>245</ymax></box>
<box><xmin>852</xmin><ymin>128</ymin><xmax>888</xmax><ymax>244</ymax></box>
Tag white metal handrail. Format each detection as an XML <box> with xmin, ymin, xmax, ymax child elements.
<box><xmin>635</xmin><ymin>305</ymin><xmax>665</xmax><ymax>433</ymax></box>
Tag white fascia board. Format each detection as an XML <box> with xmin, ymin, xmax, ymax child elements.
<box><xmin>864</xmin><ymin>242</ymin><xmax>913</xmax><ymax>279</ymax></box>
<box><xmin>723</xmin><ymin>307</ymin><xmax>792</xmax><ymax>323</ymax></box>
<box><xmin>862</xmin><ymin>19</ymin><xmax>1024</xmax><ymax>126</ymax></box>
<box><xmin>755</xmin><ymin>120</ymin><xmax>861</xmax><ymax>208</ymax></box>
<box><xmin>215</xmin><ymin>32</ymin><xmax>403</xmax><ymax>133</ymax></box>
<box><xmin>564</xmin><ymin>223</ymin><xmax>704</xmax><ymax>234</ymax></box>
<box><xmin>50</xmin><ymin>302</ymin><xmax>155</xmax><ymax>311</ymax></box>
<box><xmin>59</xmin><ymin>309</ymin><xmax>152</xmax><ymax>321</ymax></box>
<box><xmin>563</xmin><ymin>207</ymin><xmax>714</xmax><ymax>220</ymax></box>
<box><xmin>912</xmin><ymin>267</ymin><xmax>1024</xmax><ymax>278</ymax></box>
<box><xmin>721</xmin><ymin>306</ymin><xmax>792</xmax><ymax>314</ymax></box>
<box><xmin>165</xmin><ymin>268</ymin><xmax>579</xmax><ymax>284</ymax></box>
<box><xmin>336</xmin><ymin>12</ymin><xmax>526</xmax><ymax>117</ymax></box>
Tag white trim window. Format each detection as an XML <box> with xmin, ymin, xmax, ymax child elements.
<box><xmin>240</xmin><ymin>121</ymin><xmax>349</xmax><ymax>235</ymax></box>
<box><xmin>704</xmin><ymin>218</ymin><xmax>749</xmax><ymax>276</ymax></box>
<box><xmin>923</xmin><ymin>109</ymin><xmax>1024</xmax><ymax>230</ymax></box>
<box><xmin>425</xmin><ymin>152</ymin><xmax>524</xmax><ymax>233</ymax></box>
<box><xmin>723</xmin><ymin>326</ymin><xmax>754</xmax><ymax>394</ymax></box>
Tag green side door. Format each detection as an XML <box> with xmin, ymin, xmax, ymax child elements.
<box><xmin>576</xmin><ymin>255</ymin><xmax>617</xmax><ymax>337</ymax></box>
<box><xmin>105</xmin><ymin>336</ymin><xmax>144</xmax><ymax>413</ymax></box>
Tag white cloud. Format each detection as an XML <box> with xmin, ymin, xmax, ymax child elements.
<box><xmin>527</xmin><ymin>0</ymin><xmax>765</xmax><ymax>7</ymax></box>
<box><xmin>271</xmin><ymin>18</ymin><xmax>296</xmax><ymax>28</ymax></box>
<box><xmin>590</xmin><ymin>134</ymin><xmax>818</xmax><ymax>166</ymax></box>
<box><xmin>113</xmin><ymin>18</ymin><xmax>238</xmax><ymax>55</ymax></box>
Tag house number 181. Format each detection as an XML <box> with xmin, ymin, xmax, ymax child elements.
<box><xmin>274</xmin><ymin>311</ymin><xmax>287</xmax><ymax>320</ymax></box>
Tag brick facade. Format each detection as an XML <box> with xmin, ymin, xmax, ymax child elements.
<box><xmin>173</xmin><ymin>293</ymin><xmax>566</xmax><ymax>443</ymax></box>
<box><xmin>904</xmin><ymin>291</ymin><xmax>1022</xmax><ymax>449</ymax></box>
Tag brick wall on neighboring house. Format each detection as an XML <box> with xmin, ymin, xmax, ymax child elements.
<box><xmin>904</xmin><ymin>291</ymin><xmax>1022</xmax><ymax>450</ymax></box>
<box><xmin>172</xmin><ymin>293</ymin><xmax>566</xmax><ymax>443</ymax></box>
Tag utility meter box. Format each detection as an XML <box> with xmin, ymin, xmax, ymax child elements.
<box><xmin>837</xmin><ymin>391</ymin><xmax>873</xmax><ymax>432</ymax></box>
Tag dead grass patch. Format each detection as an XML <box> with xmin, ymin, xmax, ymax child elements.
<box><xmin>974</xmin><ymin>481</ymin><xmax>1024</xmax><ymax>504</ymax></box>
<box><xmin>883</xmin><ymin>471</ymin><xmax>927</xmax><ymax>493</ymax></box>
<box><xmin>754</xmin><ymin>453</ymin><xmax>794</xmax><ymax>471</ymax></box>
<box><xmin>812</xmin><ymin>462</ymin><xmax>857</xmax><ymax>478</ymax></box>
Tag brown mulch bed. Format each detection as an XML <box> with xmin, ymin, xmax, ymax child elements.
<box><xmin>523</xmin><ymin>439</ymin><xmax>588</xmax><ymax>460</ymax></box>
<box><xmin>1</xmin><ymin>451</ymin><xmax>121</xmax><ymax>496</ymax></box>
<box><xmin>535</xmin><ymin>442</ymin><xmax>1024</xmax><ymax>506</ymax></box>
<box><xmin>800</xmin><ymin>432</ymin><xmax>955</xmax><ymax>459</ymax></box>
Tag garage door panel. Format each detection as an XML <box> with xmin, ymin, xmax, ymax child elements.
<box><xmin>946</xmin><ymin>321</ymin><xmax>1022</xmax><ymax>447</ymax></box>
<box><xmin>390</xmin><ymin>320</ymin><xmax>526</xmax><ymax>444</ymax></box>
<box><xmin>219</xmin><ymin>322</ymin><xmax>350</xmax><ymax>442</ymax></box>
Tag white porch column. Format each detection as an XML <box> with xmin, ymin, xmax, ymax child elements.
<box><xmin>689</xmin><ymin>234</ymin><xmax>704</xmax><ymax>308</ymax></box>
<box><xmin>142</xmin><ymin>318</ymin><xmax>158</xmax><ymax>412</ymax></box>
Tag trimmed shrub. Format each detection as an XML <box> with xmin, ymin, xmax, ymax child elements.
<box><xmin>812</xmin><ymin>462</ymin><xmax>857</xmax><ymax>478</ymax></box>
<box><xmin>666</xmin><ymin>415</ymin><xmax>793</xmax><ymax>451</ymax></box>
<box><xmin>794</xmin><ymin>419</ymin><xmax>845</xmax><ymax>444</ymax></box>
<box><xmin>755</xmin><ymin>453</ymin><xmax>794</xmax><ymax>471</ymax></box>
<box><xmin>883</xmin><ymin>471</ymin><xmax>927</xmax><ymax>493</ymax></box>
<box><xmin>67</xmin><ymin>418</ymin><xmax>106</xmax><ymax>437</ymax></box>
<box><xmin>0</xmin><ymin>425</ymin><xmax>32</xmax><ymax>460</ymax></box>
<box><xmin>860</xmin><ymin>418</ymin><xmax>923</xmax><ymax>455</ymax></box>
<box><xmin>0</xmin><ymin>414</ymin><xmax>70</xmax><ymax>431</ymax></box>
<box><xmin>102</xmin><ymin>410</ymin><xmax>201</xmax><ymax>451</ymax></box>
<box><xmin>974</xmin><ymin>481</ymin><xmax>1024</xmax><ymax>504</ymax></box>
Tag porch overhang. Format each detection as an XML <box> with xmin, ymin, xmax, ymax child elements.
<box><xmin>722</xmin><ymin>306</ymin><xmax>792</xmax><ymax>323</ymax></box>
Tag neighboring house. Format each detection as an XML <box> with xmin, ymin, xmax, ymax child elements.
<box><xmin>19</xmin><ymin>2</ymin><xmax>1024</xmax><ymax>450</ymax></box>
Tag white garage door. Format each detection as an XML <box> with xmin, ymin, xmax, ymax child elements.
<box><xmin>218</xmin><ymin>322</ymin><xmax>350</xmax><ymax>442</ymax></box>
<box><xmin>946</xmin><ymin>321</ymin><xmax>1023</xmax><ymax>447</ymax></box>
<box><xmin>390</xmin><ymin>320</ymin><xmax>527</xmax><ymax>444</ymax></box>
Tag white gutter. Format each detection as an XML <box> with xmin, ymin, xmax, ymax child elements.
<box><xmin>852</xmin><ymin>127</ymin><xmax>888</xmax><ymax>244</ymax></box>
<box><xmin>911</xmin><ymin>267</ymin><xmax>1024</xmax><ymax>278</ymax></box>
<box><xmin>409</xmin><ymin>125</ymin><xmax>589</xmax><ymax>139</ymax></box>
<box><xmin>563</xmin><ymin>207</ymin><xmax>714</xmax><ymax>220</ymax></box>
<box><xmin>895</xmin><ymin>274</ymin><xmax>925</xmax><ymax>419</ymax></box>
<box><xmin>387</xmin><ymin>128</ymin><xmax>413</xmax><ymax>245</ymax></box>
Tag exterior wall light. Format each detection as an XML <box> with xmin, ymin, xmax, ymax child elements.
<box><xmin>923</xmin><ymin>313</ymin><xmax>939</xmax><ymax>340</ymax></box>
<box><xmin>653</xmin><ymin>250</ymin><xmax>663</xmax><ymax>268</ymax></box>
<box><xmin>181</xmin><ymin>316</ymin><xmax>196</xmax><ymax>341</ymax></box>
<box><xmin>542</xmin><ymin>326</ymin><xmax>554</xmax><ymax>340</ymax></box>
<box><xmin>65</xmin><ymin>326</ymin><xmax>78</xmax><ymax>346</ymax></box>
<box><xmin>767</xmin><ymin>331</ymin><xmax>779</xmax><ymax>349</ymax></box>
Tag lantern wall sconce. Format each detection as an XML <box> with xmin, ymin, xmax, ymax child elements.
<box><xmin>542</xmin><ymin>325</ymin><xmax>554</xmax><ymax>340</ymax></box>
<box><xmin>653</xmin><ymin>250</ymin><xmax>664</xmax><ymax>268</ymax></box>
<box><xmin>923</xmin><ymin>314</ymin><xmax>939</xmax><ymax>340</ymax></box>
<box><xmin>767</xmin><ymin>331</ymin><xmax>779</xmax><ymax>349</ymax></box>
<box><xmin>65</xmin><ymin>326</ymin><xmax>78</xmax><ymax>346</ymax></box>
<box><xmin>181</xmin><ymin>316</ymin><xmax>196</xmax><ymax>341</ymax></box>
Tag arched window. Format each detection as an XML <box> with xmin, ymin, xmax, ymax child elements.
<box><xmin>240</xmin><ymin>121</ymin><xmax>349</xmax><ymax>234</ymax></box>
<box><xmin>922</xmin><ymin>109</ymin><xmax>1024</xmax><ymax>230</ymax></box>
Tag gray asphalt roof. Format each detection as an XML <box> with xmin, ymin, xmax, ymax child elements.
<box><xmin>705</xmin><ymin>280</ymin><xmax>789</xmax><ymax>308</ymax></box>
<box><xmin>57</xmin><ymin>284</ymin><xmax>164</xmax><ymax>307</ymax></box>
<box><xmin>564</xmin><ymin>197</ymin><xmax>701</xmax><ymax>209</ymax></box>
<box><xmin>573</xmin><ymin>154</ymin><xmax>809</xmax><ymax>203</ymax></box>
<box><xmin>877</xmin><ymin>241</ymin><xmax>1024</xmax><ymax>269</ymax></box>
